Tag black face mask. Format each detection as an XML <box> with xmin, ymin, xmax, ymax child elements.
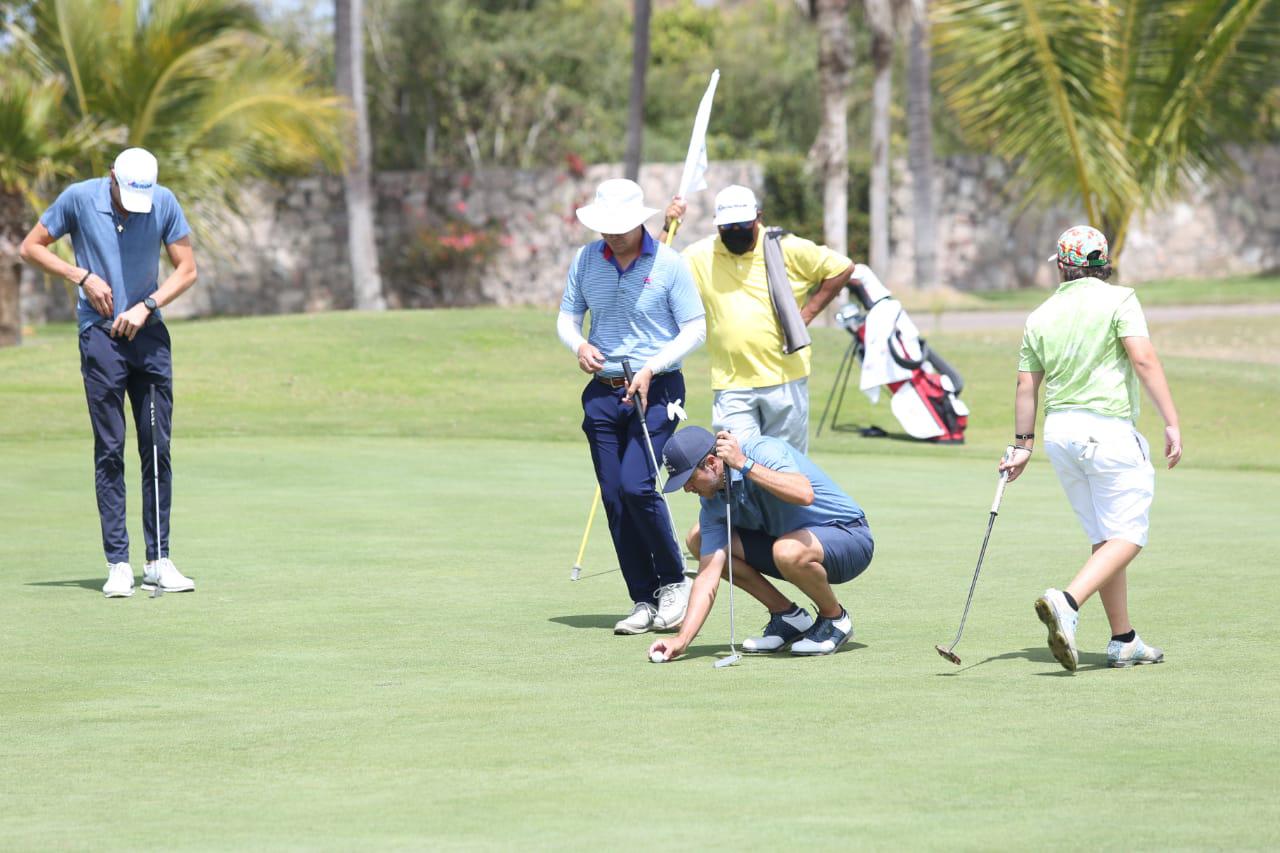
<box><xmin>719</xmin><ymin>227</ymin><xmax>755</xmax><ymax>255</ymax></box>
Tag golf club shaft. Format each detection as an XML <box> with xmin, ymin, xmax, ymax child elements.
<box><xmin>620</xmin><ymin>359</ymin><xmax>685</xmax><ymax>555</ymax></box>
<box><xmin>725</xmin><ymin>466</ymin><xmax>735</xmax><ymax>652</ymax></box>
<box><xmin>943</xmin><ymin>449</ymin><xmax>1015</xmax><ymax>650</ymax></box>
<box><xmin>150</xmin><ymin>386</ymin><xmax>163</xmax><ymax>560</ymax></box>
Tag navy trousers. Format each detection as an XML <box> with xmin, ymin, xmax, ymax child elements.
<box><xmin>78</xmin><ymin>322</ymin><xmax>174</xmax><ymax>564</ymax></box>
<box><xmin>581</xmin><ymin>371</ymin><xmax>686</xmax><ymax>606</ymax></box>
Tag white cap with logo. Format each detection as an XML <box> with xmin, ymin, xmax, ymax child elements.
<box><xmin>712</xmin><ymin>185</ymin><xmax>759</xmax><ymax>226</ymax></box>
<box><xmin>113</xmin><ymin>148</ymin><xmax>159</xmax><ymax>213</ymax></box>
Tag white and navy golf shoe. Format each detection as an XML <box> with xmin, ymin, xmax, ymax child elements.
<box><xmin>790</xmin><ymin>608</ymin><xmax>853</xmax><ymax>656</ymax></box>
<box><xmin>743</xmin><ymin>605</ymin><xmax>814</xmax><ymax>653</ymax></box>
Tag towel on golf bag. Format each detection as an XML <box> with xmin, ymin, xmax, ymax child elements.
<box><xmin>859</xmin><ymin>298</ymin><xmax>919</xmax><ymax>404</ymax></box>
<box><xmin>762</xmin><ymin>227</ymin><xmax>811</xmax><ymax>355</ymax></box>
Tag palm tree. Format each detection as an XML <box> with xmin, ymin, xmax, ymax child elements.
<box><xmin>11</xmin><ymin>0</ymin><xmax>346</xmax><ymax>256</ymax></box>
<box><xmin>0</xmin><ymin>71</ymin><xmax>109</xmax><ymax>346</ymax></box>
<box><xmin>906</xmin><ymin>0</ymin><xmax>936</xmax><ymax>290</ymax></box>
<box><xmin>934</xmin><ymin>0</ymin><xmax>1277</xmax><ymax>261</ymax></box>
<box><xmin>624</xmin><ymin>0</ymin><xmax>652</xmax><ymax>181</ymax></box>
<box><xmin>336</xmin><ymin>0</ymin><xmax>386</xmax><ymax>310</ymax></box>
<box><xmin>864</xmin><ymin>0</ymin><xmax>911</xmax><ymax>273</ymax></box>
<box><xmin>811</xmin><ymin>0</ymin><xmax>853</xmax><ymax>257</ymax></box>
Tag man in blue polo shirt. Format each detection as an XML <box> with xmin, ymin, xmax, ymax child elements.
<box><xmin>557</xmin><ymin>178</ymin><xmax>706</xmax><ymax>635</ymax></box>
<box><xmin>20</xmin><ymin>148</ymin><xmax>199</xmax><ymax>598</ymax></box>
<box><xmin>648</xmin><ymin>426</ymin><xmax>874</xmax><ymax>662</ymax></box>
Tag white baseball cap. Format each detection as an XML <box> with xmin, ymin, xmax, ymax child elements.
<box><xmin>575</xmin><ymin>179</ymin><xmax>660</xmax><ymax>235</ymax></box>
<box><xmin>713</xmin><ymin>185</ymin><xmax>759</xmax><ymax>226</ymax></box>
<box><xmin>113</xmin><ymin>148</ymin><xmax>159</xmax><ymax>213</ymax></box>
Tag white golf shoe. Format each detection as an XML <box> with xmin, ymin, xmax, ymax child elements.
<box><xmin>1035</xmin><ymin>588</ymin><xmax>1079</xmax><ymax>671</ymax></box>
<box><xmin>614</xmin><ymin>602</ymin><xmax>657</xmax><ymax>635</ymax></box>
<box><xmin>653</xmin><ymin>579</ymin><xmax>692</xmax><ymax>630</ymax></box>
<box><xmin>1107</xmin><ymin>634</ymin><xmax>1164</xmax><ymax>668</ymax></box>
<box><xmin>102</xmin><ymin>562</ymin><xmax>135</xmax><ymax>598</ymax></box>
<box><xmin>142</xmin><ymin>558</ymin><xmax>195</xmax><ymax>593</ymax></box>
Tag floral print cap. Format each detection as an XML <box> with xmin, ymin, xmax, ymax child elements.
<box><xmin>1049</xmin><ymin>225</ymin><xmax>1109</xmax><ymax>267</ymax></box>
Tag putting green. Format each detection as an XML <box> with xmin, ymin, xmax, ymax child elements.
<box><xmin>1</xmin><ymin>309</ymin><xmax>1276</xmax><ymax>848</ymax></box>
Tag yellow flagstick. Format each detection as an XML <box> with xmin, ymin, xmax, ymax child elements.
<box><xmin>570</xmin><ymin>486</ymin><xmax>601</xmax><ymax>581</ymax></box>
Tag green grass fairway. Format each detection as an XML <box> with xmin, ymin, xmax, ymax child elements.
<box><xmin>2</xmin><ymin>309</ymin><xmax>1278</xmax><ymax>849</ymax></box>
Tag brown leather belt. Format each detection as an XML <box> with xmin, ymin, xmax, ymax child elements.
<box><xmin>595</xmin><ymin>375</ymin><xmax>628</xmax><ymax>388</ymax></box>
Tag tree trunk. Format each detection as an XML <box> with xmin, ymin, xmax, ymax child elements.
<box><xmin>0</xmin><ymin>191</ymin><xmax>25</xmax><ymax>347</ymax></box>
<box><xmin>624</xmin><ymin>0</ymin><xmax>651</xmax><ymax>182</ymax></box>
<box><xmin>811</xmin><ymin>0</ymin><xmax>852</xmax><ymax>258</ymax></box>
<box><xmin>335</xmin><ymin>0</ymin><xmax>386</xmax><ymax>311</ymax></box>
<box><xmin>866</xmin><ymin>0</ymin><xmax>895</xmax><ymax>276</ymax></box>
<box><xmin>907</xmin><ymin>0</ymin><xmax>936</xmax><ymax>289</ymax></box>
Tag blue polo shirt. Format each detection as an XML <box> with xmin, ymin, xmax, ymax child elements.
<box><xmin>698</xmin><ymin>436</ymin><xmax>866</xmax><ymax>556</ymax></box>
<box><xmin>40</xmin><ymin>177</ymin><xmax>191</xmax><ymax>331</ymax></box>
<box><xmin>560</xmin><ymin>229</ymin><xmax>704</xmax><ymax>379</ymax></box>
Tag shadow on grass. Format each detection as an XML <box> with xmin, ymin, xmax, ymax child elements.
<box><xmin>935</xmin><ymin>645</ymin><xmax>1109</xmax><ymax>676</ymax></box>
<box><xmin>25</xmin><ymin>578</ymin><xmax>103</xmax><ymax>592</ymax></box>
<box><xmin>677</xmin><ymin>641</ymin><xmax>869</xmax><ymax>662</ymax></box>
<box><xmin>549</xmin><ymin>614</ymin><xmax>621</xmax><ymax>630</ymax></box>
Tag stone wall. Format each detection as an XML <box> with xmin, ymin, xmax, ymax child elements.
<box><xmin>20</xmin><ymin>161</ymin><xmax>762</xmax><ymax>324</ymax></box>
<box><xmin>19</xmin><ymin>146</ymin><xmax>1278</xmax><ymax>325</ymax></box>
<box><xmin>887</xmin><ymin>145</ymin><xmax>1280</xmax><ymax>291</ymax></box>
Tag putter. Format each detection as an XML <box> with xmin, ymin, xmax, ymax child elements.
<box><xmin>934</xmin><ymin>447</ymin><xmax>1016</xmax><ymax>664</ymax></box>
<box><xmin>620</xmin><ymin>359</ymin><xmax>686</xmax><ymax>557</ymax></box>
<box><xmin>570</xmin><ymin>486</ymin><xmax>600</xmax><ymax>581</ymax></box>
<box><xmin>713</xmin><ymin>457</ymin><xmax>741</xmax><ymax>669</ymax></box>
<box><xmin>148</xmin><ymin>386</ymin><xmax>164</xmax><ymax>599</ymax></box>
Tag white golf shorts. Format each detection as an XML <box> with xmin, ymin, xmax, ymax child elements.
<box><xmin>712</xmin><ymin>378</ymin><xmax>810</xmax><ymax>452</ymax></box>
<box><xmin>1044</xmin><ymin>409</ymin><xmax>1155</xmax><ymax>547</ymax></box>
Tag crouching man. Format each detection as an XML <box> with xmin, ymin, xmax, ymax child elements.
<box><xmin>648</xmin><ymin>426</ymin><xmax>873</xmax><ymax>662</ymax></box>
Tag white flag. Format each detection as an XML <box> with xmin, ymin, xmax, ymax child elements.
<box><xmin>677</xmin><ymin>69</ymin><xmax>719</xmax><ymax>199</ymax></box>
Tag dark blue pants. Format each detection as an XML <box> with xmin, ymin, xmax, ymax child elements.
<box><xmin>582</xmin><ymin>372</ymin><xmax>686</xmax><ymax>605</ymax></box>
<box><xmin>78</xmin><ymin>323</ymin><xmax>174</xmax><ymax>564</ymax></box>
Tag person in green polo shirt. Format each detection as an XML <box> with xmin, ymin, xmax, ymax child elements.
<box><xmin>999</xmin><ymin>225</ymin><xmax>1182</xmax><ymax>672</ymax></box>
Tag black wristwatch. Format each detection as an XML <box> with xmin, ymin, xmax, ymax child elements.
<box><xmin>143</xmin><ymin>296</ymin><xmax>158</xmax><ymax>313</ymax></box>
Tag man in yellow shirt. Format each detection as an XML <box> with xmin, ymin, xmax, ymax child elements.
<box><xmin>664</xmin><ymin>186</ymin><xmax>852</xmax><ymax>452</ymax></box>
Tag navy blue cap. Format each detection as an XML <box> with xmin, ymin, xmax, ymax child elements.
<box><xmin>661</xmin><ymin>426</ymin><xmax>717</xmax><ymax>493</ymax></box>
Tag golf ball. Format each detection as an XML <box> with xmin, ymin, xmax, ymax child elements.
<box><xmin>650</xmin><ymin>650</ymin><xmax>665</xmax><ymax>663</ymax></box>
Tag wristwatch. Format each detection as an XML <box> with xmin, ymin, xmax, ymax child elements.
<box><xmin>143</xmin><ymin>296</ymin><xmax>158</xmax><ymax>313</ymax></box>
<box><xmin>740</xmin><ymin>458</ymin><xmax>755</xmax><ymax>476</ymax></box>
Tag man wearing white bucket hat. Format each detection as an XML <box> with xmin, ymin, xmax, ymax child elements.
<box><xmin>20</xmin><ymin>148</ymin><xmax>198</xmax><ymax>598</ymax></box>
<box><xmin>557</xmin><ymin>178</ymin><xmax>706</xmax><ymax>635</ymax></box>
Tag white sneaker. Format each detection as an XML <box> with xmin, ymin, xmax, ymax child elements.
<box><xmin>1035</xmin><ymin>588</ymin><xmax>1079</xmax><ymax>671</ymax></box>
<box><xmin>103</xmin><ymin>562</ymin><xmax>134</xmax><ymax>598</ymax></box>
<box><xmin>653</xmin><ymin>579</ymin><xmax>692</xmax><ymax>630</ymax></box>
<box><xmin>1107</xmin><ymin>634</ymin><xmax>1164</xmax><ymax>668</ymax></box>
<box><xmin>614</xmin><ymin>602</ymin><xmax>657</xmax><ymax>635</ymax></box>
<box><xmin>142</xmin><ymin>557</ymin><xmax>195</xmax><ymax>593</ymax></box>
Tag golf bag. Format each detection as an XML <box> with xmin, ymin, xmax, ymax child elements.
<box><xmin>817</xmin><ymin>265</ymin><xmax>968</xmax><ymax>443</ymax></box>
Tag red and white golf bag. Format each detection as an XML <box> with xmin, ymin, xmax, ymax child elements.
<box><xmin>827</xmin><ymin>265</ymin><xmax>968</xmax><ymax>443</ymax></box>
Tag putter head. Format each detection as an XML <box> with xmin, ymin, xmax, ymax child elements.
<box><xmin>935</xmin><ymin>644</ymin><xmax>961</xmax><ymax>665</ymax></box>
<box><xmin>713</xmin><ymin>653</ymin><xmax>742</xmax><ymax>669</ymax></box>
<box><xmin>150</xmin><ymin>585</ymin><xmax>164</xmax><ymax>599</ymax></box>
<box><xmin>570</xmin><ymin>565</ymin><xmax>581</xmax><ymax>581</ymax></box>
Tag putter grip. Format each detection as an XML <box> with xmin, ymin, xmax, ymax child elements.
<box><xmin>992</xmin><ymin>446</ymin><xmax>1016</xmax><ymax>512</ymax></box>
<box><xmin>621</xmin><ymin>358</ymin><xmax>634</xmax><ymax>385</ymax></box>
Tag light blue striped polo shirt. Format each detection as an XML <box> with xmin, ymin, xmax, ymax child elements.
<box><xmin>698</xmin><ymin>435</ymin><xmax>866</xmax><ymax>556</ymax></box>
<box><xmin>560</xmin><ymin>230</ymin><xmax>705</xmax><ymax>379</ymax></box>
